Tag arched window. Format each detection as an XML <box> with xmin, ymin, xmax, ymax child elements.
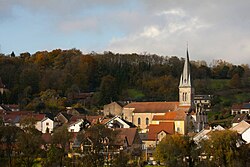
<box><xmin>138</xmin><ymin>118</ymin><xmax>141</xmax><ymax>125</ymax></box>
<box><xmin>182</xmin><ymin>92</ymin><xmax>185</xmax><ymax>101</ymax></box>
<box><xmin>146</xmin><ymin>118</ymin><xmax>149</xmax><ymax>126</ymax></box>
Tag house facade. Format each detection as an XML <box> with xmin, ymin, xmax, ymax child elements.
<box><xmin>103</xmin><ymin>102</ymin><xmax>123</xmax><ymax>116</ymax></box>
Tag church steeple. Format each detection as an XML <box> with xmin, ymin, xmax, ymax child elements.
<box><xmin>179</xmin><ymin>49</ymin><xmax>191</xmax><ymax>87</ymax></box>
<box><xmin>179</xmin><ymin>48</ymin><xmax>194</xmax><ymax>107</ymax></box>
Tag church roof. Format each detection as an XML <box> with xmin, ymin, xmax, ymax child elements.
<box><xmin>152</xmin><ymin>110</ymin><xmax>187</xmax><ymax>121</ymax></box>
<box><xmin>124</xmin><ymin>102</ymin><xmax>179</xmax><ymax>113</ymax></box>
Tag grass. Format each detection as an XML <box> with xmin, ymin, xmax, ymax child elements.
<box><xmin>127</xmin><ymin>89</ymin><xmax>145</xmax><ymax>100</ymax></box>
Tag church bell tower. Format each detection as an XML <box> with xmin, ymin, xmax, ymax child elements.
<box><xmin>179</xmin><ymin>49</ymin><xmax>194</xmax><ymax>107</ymax></box>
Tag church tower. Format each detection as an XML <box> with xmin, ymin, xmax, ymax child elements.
<box><xmin>179</xmin><ymin>49</ymin><xmax>194</xmax><ymax>107</ymax></box>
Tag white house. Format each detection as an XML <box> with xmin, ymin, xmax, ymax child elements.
<box><xmin>68</xmin><ymin>119</ymin><xmax>84</xmax><ymax>132</ymax></box>
<box><xmin>230</xmin><ymin>120</ymin><xmax>250</xmax><ymax>144</ymax></box>
<box><xmin>193</xmin><ymin>125</ymin><xmax>225</xmax><ymax>144</ymax></box>
<box><xmin>41</xmin><ymin>117</ymin><xmax>55</xmax><ymax>133</ymax></box>
<box><xmin>35</xmin><ymin>117</ymin><xmax>55</xmax><ymax>133</ymax></box>
<box><xmin>242</xmin><ymin>127</ymin><xmax>250</xmax><ymax>144</ymax></box>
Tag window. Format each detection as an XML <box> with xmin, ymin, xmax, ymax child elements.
<box><xmin>71</xmin><ymin>129</ymin><xmax>74</xmax><ymax>132</ymax></box>
<box><xmin>177</xmin><ymin>127</ymin><xmax>180</xmax><ymax>132</ymax></box>
<box><xmin>182</xmin><ymin>93</ymin><xmax>185</xmax><ymax>101</ymax></box>
<box><xmin>46</xmin><ymin>122</ymin><xmax>49</xmax><ymax>126</ymax></box>
<box><xmin>138</xmin><ymin>118</ymin><xmax>141</xmax><ymax>125</ymax></box>
<box><xmin>146</xmin><ymin>118</ymin><xmax>149</xmax><ymax>126</ymax></box>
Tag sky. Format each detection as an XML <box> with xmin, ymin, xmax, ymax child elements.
<box><xmin>0</xmin><ymin>0</ymin><xmax>250</xmax><ymax>65</ymax></box>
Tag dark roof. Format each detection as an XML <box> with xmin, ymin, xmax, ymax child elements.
<box><xmin>242</xmin><ymin>103</ymin><xmax>250</xmax><ymax>109</ymax></box>
<box><xmin>74</xmin><ymin>108</ymin><xmax>89</xmax><ymax>114</ymax></box>
<box><xmin>60</xmin><ymin>112</ymin><xmax>73</xmax><ymax>120</ymax></box>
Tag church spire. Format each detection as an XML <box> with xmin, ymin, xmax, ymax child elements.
<box><xmin>179</xmin><ymin>47</ymin><xmax>191</xmax><ymax>87</ymax></box>
<box><xmin>179</xmin><ymin>47</ymin><xmax>194</xmax><ymax>107</ymax></box>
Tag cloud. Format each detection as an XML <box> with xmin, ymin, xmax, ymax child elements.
<box><xmin>1</xmin><ymin>0</ymin><xmax>250</xmax><ymax>64</ymax></box>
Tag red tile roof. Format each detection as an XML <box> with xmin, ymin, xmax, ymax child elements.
<box><xmin>124</xmin><ymin>102</ymin><xmax>179</xmax><ymax>113</ymax></box>
<box><xmin>152</xmin><ymin>110</ymin><xmax>187</xmax><ymax>121</ymax></box>
<box><xmin>147</xmin><ymin>122</ymin><xmax>174</xmax><ymax>141</ymax></box>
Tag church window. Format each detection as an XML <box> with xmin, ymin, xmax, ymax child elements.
<box><xmin>138</xmin><ymin>118</ymin><xmax>141</xmax><ymax>125</ymax></box>
<box><xmin>146</xmin><ymin>118</ymin><xmax>149</xmax><ymax>126</ymax></box>
<box><xmin>182</xmin><ymin>93</ymin><xmax>185</xmax><ymax>101</ymax></box>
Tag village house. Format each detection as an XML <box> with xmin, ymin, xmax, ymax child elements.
<box><xmin>103</xmin><ymin>101</ymin><xmax>124</xmax><ymax>116</ymax></box>
<box><xmin>231</xmin><ymin>103</ymin><xmax>250</xmax><ymax>115</ymax></box>
<box><xmin>230</xmin><ymin>120</ymin><xmax>250</xmax><ymax>144</ymax></box>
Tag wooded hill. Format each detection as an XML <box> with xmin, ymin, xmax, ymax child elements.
<box><xmin>0</xmin><ymin>49</ymin><xmax>249</xmax><ymax>114</ymax></box>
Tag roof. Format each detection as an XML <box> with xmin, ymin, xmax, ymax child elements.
<box><xmin>242</xmin><ymin>103</ymin><xmax>250</xmax><ymax>109</ymax></box>
<box><xmin>152</xmin><ymin>110</ymin><xmax>187</xmax><ymax>121</ymax></box>
<box><xmin>58</xmin><ymin>112</ymin><xmax>73</xmax><ymax>120</ymax></box>
<box><xmin>231</xmin><ymin>104</ymin><xmax>242</xmax><ymax>110</ymax></box>
<box><xmin>147</xmin><ymin>122</ymin><xmax>174</xmax><ymax>141</ymax></box>
<box><xmin>124</xmin><ymin>102</ymin><xmax>179</xmax><ymax>113</ymax></box>
<box><xmin>70</xmin><ymin>115</ymin><xmax>103</xmax><ymax>125</ymax></box>
<box><xmin>230</xmin><ymin>120</ymin><xmax>250</xmax><ymax>134</ymax></box>
<box><xmin>193</xmin><ymin>129</ymin><xmax>211</xmax><ymax>143</ymax></box>
<box><xmin>231</xmin><ymin>114</ymin><xmax>248</xmax><ymax>124</ymax></box>
<box><xmin>115</xmin><ymin>128</ymin><xmax>139</xmax><ymax>146</ymax></box>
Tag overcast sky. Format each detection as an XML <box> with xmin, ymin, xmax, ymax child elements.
<box><xmin>0</xmin><ymin>0</ymin><xmax>249</xmax><ymax>65</ymax></box>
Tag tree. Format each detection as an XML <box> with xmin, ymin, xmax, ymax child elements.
<box><xmin>77</xmin><ymin>124</ymin><xmax>119</xmax><ymax>167</ymax></box>
<box><xmin>229</xmin><ymin>73</ymin><xmax>241</xmax><ymax>88</ymax></box>
<box><xmin>17</xmin><ymin>120</ymin><xmax>43</xmax><ymax>167</ymax></box>
<box><xmin>0</xmin><ymin>126</ymin><xmax>21</xmax><ymax>167</ymax></box>
<box><xmin>51</xmin><ymin>125</ymin><xmax>71</xmax><ymax>167</ymax></box>
<box><xmin>154</xmin><ymin>134</ymin><xmax>193</xmax><ymax>167</ymax></box>
<box><xmin>99</xmin><ymin>75</ymin><xmax>118</xmax><ymax>105</ymax></box>
<box><xmin>201</xmin><ymin>130</ymin><xmax>244</xmax><ymax>167</ymax></box>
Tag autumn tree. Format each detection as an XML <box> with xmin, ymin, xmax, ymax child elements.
<box><xmin>0</xmin><ymin>126</ymin><xmax>21</xmax><ymax>167</ymax></box>
<box><xmin>201</xmin><ymin>130</ymin><xmax>244</xmax><ymax>167</ymax></box>
<box><xmin>17</xmin><ymin>117</ymin><xmax>43</xmax><ymax>167</ymax></box>
<box><xmin>99</xmin><ymin>75</ymin><xmax>118</xmax><ymax>105</ymax></box>
<box><xmin>51</xmin><ymin>125</ymin><xmax>71</xmax><ymax>167</ymax></box>
<box><xmin>154</xmin><ymin>134</ymin><xmax>194</xmax><ymax>167</ymax></box>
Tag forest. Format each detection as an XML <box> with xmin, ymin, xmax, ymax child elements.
<box><xmin>0</xmin><ymin>49</ymin><xmax>249</xmax><ymax>115</ymax></box>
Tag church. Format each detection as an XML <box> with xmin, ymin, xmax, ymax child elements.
<box><xmin>122</xmin><ymin>49</ymin><xmax>207</xmax><ymax>140</ymax></box>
